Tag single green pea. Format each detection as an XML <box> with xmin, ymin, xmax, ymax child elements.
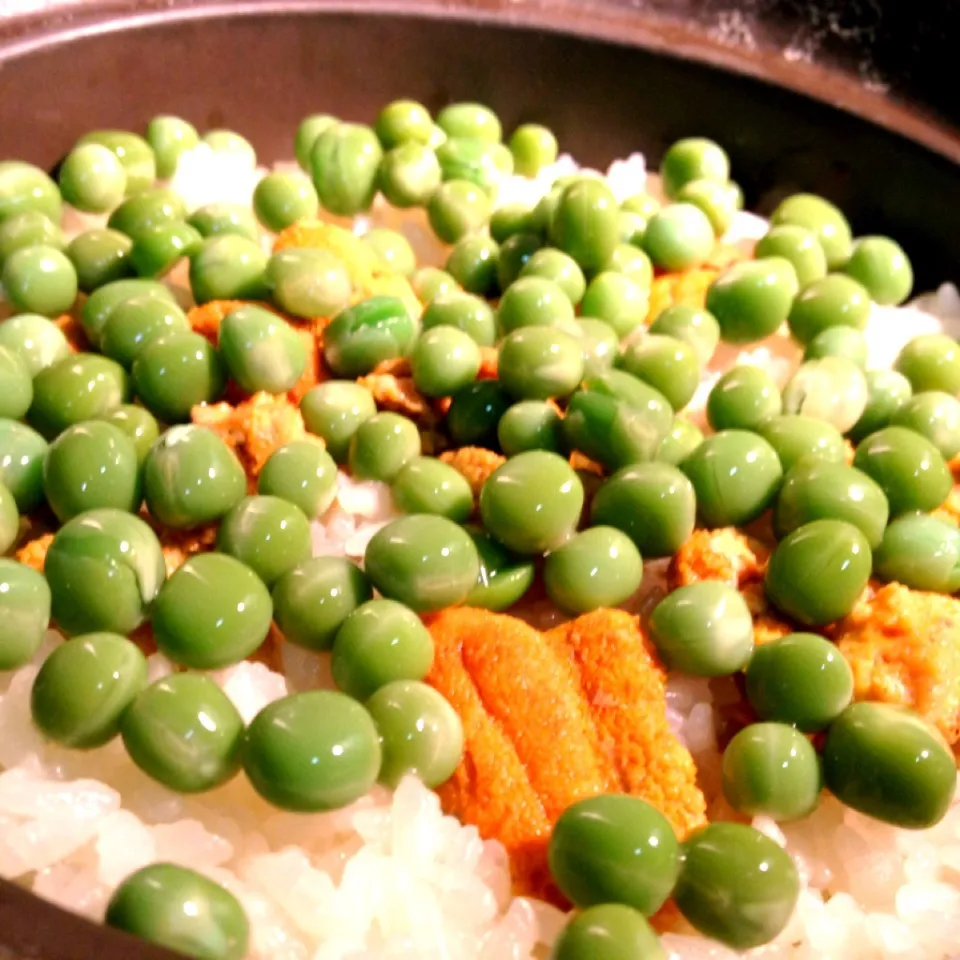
<box><xmin>202</xmin><ymin>129</ymin><xmax>256</xmax><ymax>163</ymax></box>
<box><xmin>427</xmin><ymin>179</ymin><xmax>491</xmax><ymax>244</ymax></box>
<box><xmin>849</xmin><ymin>369</ymin><xmax>913</xmax><ymax>442</ymax></box>
<box><xmin>580</xmin><ymin>273</ymin><xmax>646</xmax><ymax>338</ymax></box>
<box><xmin>682</xmin><ymin>430</ymin><xmax>782</xmax><ymax>527</ymax></box>
<box><xmin>143</xmin><ymin>425</ymin><xmax>246</xmax><ymax>528</ymax></box>
<box><xmin>464</xmin><ymin>525</ymin><xmax>536</xmax><ymax>610</ymax></box>
<box><xmin>411</xmin><ymin>266</ymin><xmax>458</xmax><ymax>304</ymax></box>
<box><xmin>648</xmin><ymin>304</ymin><xmax>720</xmax><ymax>366</ymax></box>
<box><xmin>436</xmin><ymin>102</ymin><xmax>501</xmax><ymax>143</ymax></box>
<box><xmin>508</xmin><ymin>124</ymin><xmax>558</xmax><ymax>177</ymax></box>
<box><xmin>189</xmin><ymin>234</ymin><xmax>268</xmax><ymax>304</ymax></box>
<box><xmin>0</xmin><ymin>419</ymin><xmax>48</xmax><ymax>512</ymax></box>
<box><xmin>130</xmin><ymin>221</ymin><xmax>203</xmax><ymax>278</ymax></box>
<box><xmin>621</xmin><ymin>193</ymin><xmax>660</xmax><ymax>218</ymax></box>
<box><xmin>219</xmin><ymin>305</ymin><xmax>306</xmax><ymax>395</ymax></box>
<box><xmin>618</xmin><ymin>335</ymin><xmax>700</xmax><ymax>411</ymax></box>
<box><xmin>444</xmin><ymin>380</ymin><xmax>511</xmax><ymax>448</ymax></box>
<box><xmin>108</xmin><ymin>189</ymin><xmax>187</xmax><ymax>241</ymax></box>
<box><xmin>754</xmin><ymin>224</ymin><xmax>828</xmax><ymax>286</ymax></box>
<box><xmin>392</xmin><ymin>456</ymin><xmax>474</xmax><ymax>522</ymax></box>
<box><xmin>550</xmin><ymin>904</ymin><xmax>666</xmax><ymax>960</ymax></box>
<box><xmin>756</xmin><ymin>414</ymin><xmax>846</xmax><ymax>473</ymax></box>
<box><xmin>603</xmin><ymin>243</ymin><xmax>654</xmax><ymax>289</ymax></box>
<box><xmin>675</xmin><ymin>178</ymin><xmax>737</xmax><ymax>235</ymax></box>
<box><xmin>294</xmin><ymin>114</ymin><xmax>338</xmax><ymax>170</ymax></box>
<box><xmin>0</xmin><ymin>346</ymin><xmax>32</xmax><ymax>420</ymax></box>
<box><xmin>253</xmin><ymin>172</ymin><xmax>318</xmax><ymax>233</ymax></box>
<box><xmin>80</xmin><ymin>277</ymin><xmax>176</xmax><ymax>347</ymax></box>
<box><xmin>661</xmin><ymin>137</ymin><xmax>730</xmax><ymax>198</ymax></box>
<box><xmin>258</xmin><ymin>441</ymin><xmax>338</xmax><ymax>518</ymax></box>
<box><xmin>410</xmin><ymin>325</ymin><xmax>481</xmax><ymax>398</ymax></box>
<box><xmin>375</xmin><ymin>99</ymin><xmax>433</xmax><ymax>149</ymax></box>
<box><xmin>548</xmin><ymin>794</ymin><xmax>680</xmax><ymax>916</ymax></box>
<box><xmin>573</xmin><ymin>318</ymin><xmax>619</xmax><ymax>377</ymax></box>
<box><xmin>0</xmin><ymin>481</ymin><xmax>17</xmax><ymax>554</ymax></box>
<box><xmin>445</xmin><ymin>234</ymin><xmax>499</xmax><ymax>295</ymax></box>
<box><xmin>895</xmin><ymin>333</ymin><xmax>960</xmax><ymax>395</ymax></box>
<box><xmin>44</xmin><ymin>508</ymin><xmax>165</xmax><ymax>636</ymax></box>
<box><xmin>266</xmin><ymin>245</ymin><xmax>351</xmax><ymax>321</ymax></box>
<box><xmin>891</xmin><ymin>390</ymin><xmax>960</xmax><ymax>459</ymax></box>
<box><xmin>29</xmin><ymin>354</ymin><xmax>129</xmax><ymax>439</ymax></box>
<box><xmin>300</xmin><ymin>380</ymin><xmax>377</xmax><ymax>462</ymax></box>
<box><xmin>98</xmin><ymin>404</ymin><xmax>159</xmax><ymax>464</ymax></box>
<box><xmin>770</xmin><ymin>193</ymin><xmax>853</xmax><ymax>270</ymax></box>
<box><xmin>273</xmin><ymin>556</ymin><xmax>372</xmax><ymax>652</ymax></box>
<box><xmin>707</xmin><ymin>364</ymin><xmax>782</xmax><ymax>431</ymax></box>
<box><xmin>0</xmin><ymin>211</ymin><xmax>63</xmax><ymax>270</ymax></box>
<box><xmin>132</xmin><ymin>331</ymin><xmax>225</xmax><ymax>422</ymax></box>
<box><xmin>489</xmin><ymin>203</ymin><xmax>534</xmax><ymax>244</ymax></box>
<box><xmin>58</xmin><ymin>143</ymin><xmax>127</xmax><ymax>214</ymax></box>
<box><xmin>0</xmin><ymin>313</ymin><xmax>68</xmax><ymax>378</ymax></box>
<box><xmin>323</xmin><ymin>296</ymin><xmax>415</xmax><ymax>377</ymax></box>
<box><xmin>32</xmin><ymin>634</ymin><xmax>147</xmax><ymax>748</ymax></box>
<box><xmin>421</xmin><ymin>291</ymin><xmax>496</xmax><ymax>347</ymax></box>
<box><xmin>788</xmin><ymin>274</ymin><xmax>871</xmax><ymax>345</ymax></box>
<box><xmin>348</xmin><ymin>412</ymin><xmax>421</xmax><ymax>483</ymax></box>
<box><xmin>364</xmin><ymin>514</ymin><xmax>480</xmax><ymax>612</ymax></box>
<box><xmin>705</xmin><ymin>257</ymin><xmax>799</xmax><ymax>345</ymax></box>
<box><xmin>378</xmin><ymin>142</ymin><xmax>442</xmax><ymax>208</ymax></box>
<box><xmin>498</xmin><ymin>326</ymin><xmax>584</xmax><ymax>401</ymax></box>
<box><xmin>0</xmin><ymin>161</ymin><xmax>61</xmax><ymax>224</ymax></box>
<box><xmin>497</xmin><ymin>400</ymin><xmax>563</xmax><ymax>456</ymax></box>
<box><xmin>873</xmin><ymin>513</ymin><xmax>960</xmax><ymax>592</ymax></box>
<box><xmin>311</xmin><ymin>123</ymin><xmax>383</xmax><ymax>216</ymax></box>
<box><xmin>105</xmin><ymin>863</ymin><xmax>248</xmax><ymax>960</ymax></box>
<box><xmin>656</xmin><ymin>416</ymin><xmax>704</xmax><ymax>466</ymax></box>
<box><xmin>0</xmin><ymin>559</ymin><xmax>50</xmax><ymax>669</ymax></box>
<box><xmin>242</xmin><ymin>690</ymin><xmax>382</xmax><ymax>811</ymax></box>
<box><xmin>435</xmin><ymin>137</ymin><xmax>505</xmax><ymax>192</ymax></box>
<box><xmin>782</xmin><ymin>356</ymin><xmax>868</xmax><ymax>434</ymax></box>
<box><xmin>497</xmin><ymin>277</ymin><xmax>576</xmax><ymax>335</ymax></box>
<box><xmin>519</xmin><ymin>248</ymin><xmax>586</xmax><ymax>304</ymax></box>
<box><xmin>824</xmin><ymin>702</ymin><xmax>957</xmax><ymax>829</ymax></box>
<box><xmin>549</xmin><ymin>179</ymin><xmax>620</xmax><ymax>272</ymax></box>
<box><xmin>803</xmin><ymin>324</ymin><xmax>868</xmax><ymax>367</ymax></box>
<box><xmin>641</xmin><ymin>203</ymin><xmax>714</xmax><ymax>272</ymax></box>
<box><xmin>853</xmin><ymin>425</ymin><xmax>953</xmax><ymax>515</ymax></box>
<box><xmin>674</xmin><ymin>822</ymin><xmax>800</xmax><ymax>950</ymax></box>
<box><xmin>361</xmin><ymin>227</ymin><xmax>416</xmax><ymax>278</ymax></box>
<box><xmin>187</xmin><ymin>202</ymin><xmax>260</xmax><ymax>243</ymax></box>
<box><xmin>496</xmin><ymin>232</ymin><xmax>542</xmax><ymax>290</ymax></box>
<box><xmin>765</xmin><ymin>519</ymin><xmax>872</xmax><ymax>626</ymax></box>
<box><xmin>529</xmin><ymin>185</ymin><xmax>562</xmax><ymax>236</ymax></box>
<box><xmin>76</xmin><ymin>130</ymin><xmax>156</xmax><ymax>194</ymax></box>
<box><xmin>146</xmin><ymin>115</ymin><xmax>200</xmax><ymax>178</ymax></box>
<box><xmin>843</xmin><ymin>235</ymin><xmax>914</xmax><ymax>305</ymax></box>
<box><xmin>2</xmin><ymin>245</ymin><xmax>78</xmax><ymax>317</ymax></box>
<box><xmin>746</xmin><ymin>632</ymin><xmax>854</xmax><ymax>732</ymax></box>
<box><xmin>100</xmin><ymin>294</ymin><xmax>190</xmax><ymax>369</ymax></box>
<box><xmin>66</xmin><ymin>229</ymin><xmax>133</xmax><ymax>292</ymax></box>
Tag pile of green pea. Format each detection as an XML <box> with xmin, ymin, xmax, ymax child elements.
<box><xmin>0</xmin><ymin>98</ymin><xmax>959</xmax><ymax>958</ymax></box>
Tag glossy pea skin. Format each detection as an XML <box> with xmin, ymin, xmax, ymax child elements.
<box><xmin>189</xmin><ymin>235</ymin><xmax>268</xmax><ymax>305</ymax></box>
<box><xmin>498</xmin><ymin>326</ymin><xmax>584</xmax><ymax>401</ymax></box>
<box><xmin>392</xmin><ymin>456</ymin><xmax>474</xmax><ymax>522</ymax></box>
<box><xmin>142</xmin><ymin>425</ymin><xmax>246</xmax><ymax>528</ymax></box>
<box><xmin>436</xmin><ymin>102</ymin><xmax>501</xmax><ymax>143</ymax></box>
<box><xmin>435</xmin><ymin>137</ymin><xmax>505</xmax><ymax>192</ymax></box>
<box><xmin>445</xmin><ymin>234</ymin><xmax>499</xmax><ymax>295</ymax></box>
<box><xmin>105</xmin><ymin>863</ymin><xmax>248</xmax><ymax>960</ymax></box>
<box><xmin>496</xmin><ymin>232</ymin><xmax>542</xmax><ymax>290</ymax></box>
<box><xmin>722</xmin><ymin>723</ymin><xmax>822</xmax><ymax>821</ymax></box>
<box><xmin>59</xmin><ymin>142</ymin><xmax>127</xmax><ymax>213</ymax></box>
<box><xmin>44</xmin><ymin>508</ymin><xmax>165</xmax><ymax>636</ymax></box>
<box><xmin>787</xmin><ymin>274</ymin><xmax>871</xmax><ymax>344</ymax></box>
<box><xmin>0</xmin><ymin>211</ymin><xmax>63</xmax><ymax>269</ymax></box>
<box><xmin>782</xmin><ymin>356</ymin><xmax>868</xmax><ymax>434</ymax></box>
<box><xmin>108</xmin><ymin>189</ymin><xmax>186</xmax><ymax>241</ymax></box>
<box><xmin>746</xmin><ymin>632</ymin><xmax>854</xmax><ymax>732</ymax></box>
<box><xmin>549</xmin><ymin>179</ymin><xmax>620</xmax><ymax>272</ymax></box>
<box><xmin>853</xmin><ymin>425</ymin><xmax>952</xmax><ymax>515</ymax></box>
<box><xmin>489</xmin><ymin>203</ymin><xmax>534</xmax><ymax>243</ymax></box>
<box><xmin>375</xmin><ymin>99</ymin><xmax>433</xmax><ymax>148</ymax></box>
<box><xmin>242</xmin><ymin>690</ymin><xmax>382</xmax><ymax>811</ymax></box>
<box><xmin>618</xmin><ymin>335</ymin><xmax>699</xmax><ymax>411</ymax></box>
<box><xmin>580</xmin><ymin>272</ymin><xmax>646</xmax><ymax>338</ymax></box>
<box><xmin>480</xmin><ymin>451</ymin><xmax>584</xmax><ymax>554</ymax></box>
<box><xmin>121</xmin><ymin>673</ymin><xmax>244</xmax><ymax>792</ymax></box>
<box><xmin>252</xmin><ymin>172</ymin><xmax>318</xmax><ymax>232</ymax></box>
<box><xmin>65</xmin><ymin>229</ymin><xmax>133</xmax><ymax>292</ymax></box>
<box><xmin>803</xmin><ymin>324</ymin><xmax>868</xmax><ymax>367</ymax></box>
<box><xmin>584</xmin><ymin>368</ymin><xmax>673</xmax><ymax>422</ymax></box>
<box><xmin>843</xmin><ymin>235</ymin><xmax>913</xmax><ymax>305</ymax></box>
<box><xmin>0</xmin><ymin>313</ymin><xmax>69</xmax><ymax>378</ymax></box>
<box><xmin>707</xmin><ymin>364</ymin><xmax>782</xmax><ymax>431</ymax></box>
<box><xmin>544</xmin><ymin>526</ymin><xmax>643</xmax><ymax>614</ymax></box>
<box><xmin>411</xmin><ymin>266</ymin><xmax>457</xmax><ymax>304</ymax></box>
<box><xmin>311</xmin><ymin>123</ymin><xmax>383</xmax><ymax>216</ymax></box>
<box><xmin>895</xmin><ymin>333</ymin><xmax>960</xmax><ymax>395</ymax></box>
<box><xmin>0</xmin><ymin>419</ymin><xmax>48</xmax><ymax>512</ymax></box>
<box><xmin>705</xmin><ymin>257</ymin><xmax>799</xmax><ymax>345</ymax></box>
<box><xmin>421</xmin><ymin>291</ymin><xmax>497</xmax><ymax>347</ymax></box>
<box><xmin>153</xmin><ymin>553</ymin><xmax>272</xmax><ymax>669</ymax></box>
<box><xmin>219</xmin><ymin>305</ymin><xmax>306</xmax><ymax>395</ymax></box>
<box><xmin>641</xmin><ymin>203</ymin><xmax>714</xmax><ymax>272</ymax></box>
<box><xmin>0</xmin><ymin>480</ymin><xmax>17</xmax><ymax>554</ymax></box>
<box><xmin>100</xmin><ymin>294</ymin><xmax>190</xmax><ymax>369</ymax></box>
<box><xmin>43</xmin><ymin>421</ymin><xmax>141</xmax><ymax>523</ymax></box>
<box><xmin>427</xmin><ymin>180</ymin><xmax>492</xmax><ymax>244</ymax></box>
<box><xmin>519</xmin><ymin>248</ymin><xmax>586</xmax><ymax>304</ymax></box>
<box><xmin>348</xmin><ymin>412</ymin><xmax>421</xmax><ymax>483</ymax></box>
<box><xmin>294</xmin><ymin>114</ymin><xmax>338</xmax><ymax>170</ymax></box>
<box><xmin>674</xmin><ymin>822</ymin><xmax>800</xmax><ymax>950</ymax></box>
<box><xmin>648</xmin><ymin>304</ymin><xmax>720</xmax><ymax>366</ymax></box>
<box><xmin>765</xmin><ymin>519</ymin><xmax>872</xmax><ymax>626</ymax></box>
<box><xmin>2</xmin><ymin>244</ymin><xmax>78</xmax><ymax>317</ymax></box>
<box><xmin>300</xmin><ymin>380</ymin><xmax>376</xmax><ymax>462</ymax></box>
<box><xmin>509</xmin><ymin>124</ymin><xmax>558</xmax><ymax>177</ymax></box>
<box><xmin>550</xmin><ymin>904</ymin><xmax>666</xmax><ymax>960</ymax></box>
<box><xmin>548</xmin><ymin>794</ymin><xmax>680</xmax><ymax>916</ymax></box>
<box><xmin>756</xmin><ymin>414</ymin><xmax>847</xmax><ymax>474</ymax></box>
<box><xmin>217</xmin><ymin>495</ymin><xmax>312</xmax><ymax>587</ymax></box>
<box><xmin>497</xmin><ymin>400</ymin><xmax>563</xmax><ymax>455</ymax></box>
<box><xmin>754</xmin><ymin>224</ymin><xmax>828</xmax><ymax>286</ymax></box>
<box><xmin>273</xmin><ymin>556</ymin><xmax>372</xmax><ymax>652</ymax></box>
<box><xmin>76</xmin><ymin>130</ymin><xmax>155</xmax><ymax>194</ymax></box>
<box><xmin>891</xmin><ymin>390</ymin><xmax>960</xmax><ymax>459</ymax></box>
<box><xmin>873</xmin><ymin>513</ymin><xmax>960</xmax><ymax>592</ymax></box>
<box><xmin>364</xmin><ymin>514</ymin><xmax>480</xmax><ymax>612</ymax></box>
<box><xmin>774</xmin><ymin>459</ymin><xmax>889</xmax><ymax>548</ymax></box>
<box><xmin>573</xmin><ymin>318</ymin><xmax>619</xmax><ymax>377</ymax></box>
<box><xmin>0</xmin><ymin>346</ymin><xmax>32</xmax><ymax>420</ymax></box>
<box><xmin>770</xmin><ymin>193</ymin><xmax>853</xmax><ymax>270</ymax></box>
<box><xmin>497</xmin><ymin>276</ymin><xmax>576</xmax><ymax>335</ymax></box>
<box><xmin>682</xmin><ymin>430</ymin><xmax>783</xmax><ymax>527</ymax></box>
<box><xmin>675</xmin><ymin>177</ymin><xmax>737</xmax><ymax>235</ymax></box>
<box><xmin>98</xmin><ymin>405</ymin><xmax>159</xmax><ymax>465</ymax></box>
<box><xmin>590</xmin><ymin>462</ymin><xmax>696</xmax><ymax>558</ymax></box>
<box><xmin>603</xmin><ymin>243</ymin><xmax>653</xmax><ymax>288</ymax></box>
<box><xmin>80</xmin><ymin>278</ymin><xmax>176</xmax><ymax>347</ymax></box>
<box><xmin>649</xmin><ymin>581</ymin><xmax>754</xmax><ymax>676</ymax></box>
<box><xmin>188</xmin><ymin>202</ymin><xmax>260</xmax><ymax>243</ymax></box>
<box><xmin>258</xmin><ymin>441</ymin><xmax>338</xmax><ymax>518</ymax></box>
<box><xmin>378</xmin><ymin>142</ymin><xmax>442</xmax><ymax>208</ymax></box>
<box><xmin>130</xmin><ymin>221</ymin><xmax>202</xmax><ymax>278</ymax></box>
<box><xmin>146</xmin><ymin>114</ymin><xmax>200</xmax><ymax>178</ymax></box>
<box><xmin>132</xmin><ymin>331</ymin><xmax>225</xmax><ymax>422</ymax></box>
<box><xmin>656</xmin><ymin>416</ymin><xmax>704</xmax><ymax>466</ymax></box>
<box><xmin>323</xmin><ymin>296</ymin><xmax>415</xmax><ymax>378</ymax></box>
<box><xmin>464</xmin><ymin>525</ymin><xmax>536</xmax><ymax>610</ymax></box>
<box><xmin>446</xmin><ymin>380</ymin><xmax>513</xmax><ymax>448</ymax></box>
<box><xmin>660</xmin><ymin>137</ymin><xmax>730</xmax><ymax>198</ymax></box>
<box><xmin>362</xmin><ymin>228</ymin><xmax>417</xmax><ymax>278</ymax></box>
<box><xmin>0</xmin><ymin>161</ymin><xmax>61</xmax><ymax>224</ymax></box>
<box><xmin>411</xmin><ymin>326</ymin><xmax>481</xmax><ymax>397</ymax></box>
<box><xmin>0</xmin><ymin>559</ymin><xmax>50</xmax><ymax>669</ymax></box>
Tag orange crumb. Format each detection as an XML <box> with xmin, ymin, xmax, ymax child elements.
<box><xmin>356</xmin><ymin>371</ymin><xmax>434</xmax><ymax>421</ymax></box>
<box><xmin>670</xmin><ymin>527</ymin><xmax>770</xmax><ymax>590</ymax></box>
<box><xmin>155</xmin><ymin>523</ymin><xmax>218</xmax><ymax>577</ymax></box>
<box><xmin>54</xmin><ymin>313</ymin><xmax>89</xmax><ymax>353</ymax></box>
<box><xmin>15</xmin><ymin>533</ymin><xmax>53</xmax><ymax>573</ymax></box>
<box><xmin>186</xmin><ymin>299</ymin><xmax>250</xmax><ymax>343</ymax></box>
<box><xmin>477</xmin><ymin>347</ymin><xmax>498</xmax><ymax>380</ymax></box>
<box><xmin>439</xmin><ymin>447</ymin><xmax>505</xmax><ymax>500</ymax></box>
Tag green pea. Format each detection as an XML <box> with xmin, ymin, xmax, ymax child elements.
<box><xmin>311</xmin><ymin>123</ymin><xmax>383</xmax><ymax>216</ymax></box>
<box><xmin>435</xmin><ymin>137</ymin><xmax>505</xmax><ymax>192</ymax></box>
<box><xmin>44</xmin><ymin>508</ymin><xmax>164</xmax><ymax>636</ymax></box>
<box><xmin>204</xmin><ymin>130</ymin><xmax>257</xmax><ymax>161</ymax></box>
<box><xmin>436</xmin><ymin>102</ymin><xmax>501</xmax><ymax>143</ymax></box>
<box><xmin>65</xmin><ymin>229</ymin><xmax>133</xmax><ymax>292</ymax></box>
<box><xmin>656</xmin><ymin>416</ymin><xmax>704</xmax><ymax>466</ymax></box>
<box><xmin>101</xmin><ymin>294</ymin><xmax>190</xmax><ymax>369</ymax></box>
<box><xmin>580</xmin><ymin>273</ymin><xmax>646</xmax><ymax>338</ymax></box>
<box><xmin>619</xmin><ymin>194</ymin><xmax>657</xmax><ymax>220</ymax></box>
<box><xmin>873</xmin><ymin>513</ymin><xmax>960</xmax><ymax>592</ymax></box>
<box><xmin>519</xmin><ymin>248</ymin><xmax>586</xmax><ymax>304</ymax></box>
<box><xmin>479</xmin><ymin>451</ymin><xmax>583</xmax><ymax>554</ymax></box>
<box><xmin>573</xmin><ymin>318</ymin><xmax>619</xmax><ymax>377</ymax></box>
<box><xmin>550</xmin><ymin>904</ymin><xmax>666</xmax><ymax>960</ymax></box>
<box><xmin>464</xmin><ymin>525</ymin><xmax>536</xmax><ymax>610</ymax></box>
<box><xmin>378</xmin><ymin>142</ymin><xmax>442</xmax><ymax>208</ymax></box>
<box><xmin>770</xmin><ymin>193</ymin><xmax>853</xmax><ymax>270</ymax></box>
<box><xmin>80</xmin><ymin>277</ymin><xmax>176</xmax><ymax>347</ymax></box>
<box><xmin>58</xmin><ymin>143</ymin><xmax>127</xmax><ymax>214</ymax></box>
<box><xmin>348</xmin><ymin>412</ymin><xmax>421</xmax><ymax>483</ymax></box>
<box><xmin>130</xmin><ymin>221</ymin><xmax>202</xmax><ymax>278</ymax></box>
<box><xmin>705</xmin><ymin>257</ymin><xmax>799</xmax><ymax>345</ymax></box>
<box><xmin>143</xmin><ymin>425</ymin><xmax>246</xmax><ymax>528</ymax></box>
<box><xmin>242</xmin><ymin>690</ymin><xmax>381</xmax><ymax>811</ymax></box>
<box><xmin>841</xmin><ymin>235</ymin><xmax>913</xmax><ymax>305</ymax></box>
<box><xmin>0</xmin><ymin>346</ymin><xmax>31</xmax><ymax>420</ymax></box>
<box><xmin>146</xmin><ymin>114</ymin><xmax>200</xmax><ymax>179</ymax></box>
<box><xmin>754</xmin><ymin>224</ymin><xmax>828</xmax><ymax>287</ymax></box>
<box><xmin>0</xmin><ymin>419</ymin><xmax>48</xmax><ymax>512</ymax></box>
<box><xmin>300</xmin><ymin>380</ymin><xmax>376</xmax><ymax>462</ymax></box>
<box><xmin>427</xmin><ymin>180</ymin><xmax>491</xmax><ymax>244</ymax></box>
<box><xmin>674</xmin><ymin>822</ymin><xmax>800</xmax><ymax>949</ymax></box>
<box><xmin>896</xmin><ymin>333</ymin><xmax>960</xmax><ymax>395</ymax></box>
<box><xmin>641</xmin><ymin>203</ymin><xmax>714</xmax><ymax>271</ymax></box>
<box><xmin>603</xmin><ymin>243</ymin><xmax>653</xmax><ymax>289</ymax></box>
<box><xmin>618</xmin><ymin>211</ymin><xmax>648</xmax><ymax>247</ymax></box>
<box><xmin>496</xmin><ymin>232</ymin><xmax>542</xmax><ymax>290</ymax></box>
<box><xmin>0</xmin><ymin>313</ymin><xmax>67</xmax><ymax>378</ymax></box>
<box><xmin>411</xmin><ymin>266</ymin><xmax>457</xmax><ymax>304</ymax></box>
<box><xmin>756</xmin><ymin>414</ymin><xmax>846</xmax><ymax>473</ymax></box>
<box><xmin>132</xmin><ymin>331</ymin><xmax>225</xmax><ymax>422</ymax></box>
<box><xmin>361</xmin><ymin>227</ymin><xmax>416</xmax><ymax>277</ymax></box>
<box><xmin>392</xmin><ymin>456</ymin><xmax>473</xmax><ymax>522</ymax></box>
<box><xmin>445</xmin><ymin>234</ymin><xmax>499</xmax><ymax>295</ymax></box>
<box><xmin>787</xmin><ymin>274</ymin><xmax>870</xmax><ymax>345</ymax></box>
<box><xmin>2</xmin><ymin>245</ymin><xmax>78</xmax><ymax>317</ymax></box>
<box><xmin>29</xmin><ymin>353</ymin><xmax>129</xmax><ymax>439</ymax></box>
<box><xmin>411</xmin><ymin>326</ymin><xmax>481</xmax><ymax>397</ymax></box>
<box><xmin>890</xmin><ymin>390</ymin><xmax>960</xmax><ymax>459</ymax></box>
<box><xmin>375</xmin><ymin>100</ymin><xmax>433</xmax><ymax>149</ymax></box>
<box><xmin>497</xmin><ymin>400</ymin><xmax>563</xmax><ymax>456</ymax></box>
<box><xmin>706</xmin><ymin>364</ymin><xmax>781</xmax><ymax>431</ymax></box>
<box><xmin>497</xmin><ymin>277</ymin><xmax>576</xmax><ymax>335</ymax></box>
<box><xmin>489</xmin><ymin>203</ymin><xmax>533</xmax><ymax>244</ymax></box>
<box><xmin>765</xmin><ymin>519</ymin><xmax>872</xmax><ymax>626</ymax></box>
<box><xmin>849</xmin><ymin>369</ymin><xmax>913</xmax><ymax>442</ymax></box>
<box><xmin>675</xmin><ymin>178</ymin><xmax>737</xmax><ymax>235</ymax></box>
<box><xmin>253</xmin><ymin>172</ymin><xmax>318</xmax><ymax>233</ymax></box>
<box><xmin>188</xmin><ymin>202</ymin><xmax>259</xmax><ymax>243</ymax></box>
<box><xmin>782</xmin><ymin>356</ymin><xmax>868</xmax><ymax>434</ymax></box>
<box><xmin>98</xmin><ymin>404</ymin><xmax>159</xmax><ymax>464</ymax></box>
<box><xmin>803</xmin><ymin>324</ymin><xmax>868</xmax><ymax>367</ymax></box>
<box><xmin>189</xmin><ymin>234</ymin><xmax>268</xmax><ymax>304</ymax></box>
<box><xmin>105</xmin><ymin>863</ymin><xmax>248</xmax><ymax>960</ymax></box>
<box><xmin>853</xmin><ymin>425</ymin><xmax>952</xmax><ymax>515</ymax></box>
<box><xmin>421</xmin><ymin>291</ymin><xmax>496</xmax><ymax>347</ymax></box>
<box><xmin>549</xmin><ymin>179</ymin><xmax>620</xmax><ymax>272</ymax></box>
<box><xmin>446</xmin><ymin>380</ymin><xmax>512</xmax><ymax>448</ymax></box>
<box><xmin>258</xmin><ymin>441</ymin><xmax>337</xmax><ymax>518</ymax></box>
<box><xmin>0</xmin><ymin>161</ymin><xmax>61</xmax><ymax>224</ymax></box>
<box><xmin>364</xmin><ymin>514</ymin><xmax>479</xmax><ymax>612</ymax></box>
<box><xmin>661</xmin><ymin>138</ymin><xmax>729</xmax><ymax>198</ymax></box>
<box><xmin>323</xmin><ymin>296</ymin><xmax>415</xmax><ymax>377</ymax></box>
<box><xmin>0</xmin><ymin>559</ymin><xmax>50</xmax><ymax>669</ymax></box>
<box><xmin>219</xmin><ymin>305</ymin><xmax>306</xmax><ymax>395</ymax></box>
<box><xmin>648</xmin><ymin>304</ymin><xmax>720</xmax><ymax>366</ymax></box>
<box><xmin>0</xmin><ymin>480</ymin><xmax>17</xmax><ymax>554</ymax></box>
<box><xmin>746</xmin><ymin>632</ymin><xmax>854</xmax><ymax>732</ymax></box>
<box><xmin>76</xmin><ymin>130</ymin><xmax>156</xmax><ymax>194</ymax></box>
<box><xmin>508</xmin><ymin>124</ymin><xmax>558</xmax><ymax>177</ymax></box>
<box><xmin>0</xmin><ymin>211</ymin><xmax>63</xmax><ymax>270</ymax></box>
<box><xmin>273</xmin><ymin>556</ymin><xmax>372</xmax><ymax>652</ymax></box>
<box><xmin>498</xmin><ymin>326</ymin><xmax>584</xmax><ymax>401</ymax></box>
<box><xmin>108</xmin><ymin>189</ymin><xmax>187</xmax><ymax>241</ymax></box>
<box><xmin>153</xmin><ymin>553</ymin><xmax>272</xmax><ymax>668</ymax></box>
<box><xmin>294</xmin><ymin>114</ymin><xmax>338</xmax><ymax>170</ymax></box>
<box><xmin>548</xmin><ymin>794</ymin><xmax>679</xmax><ymax>916</ymax></box>
<box><xmin>618</xmin><ymin>335</ymin><xmax>700</xmax><ymax>411</ymax></box>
